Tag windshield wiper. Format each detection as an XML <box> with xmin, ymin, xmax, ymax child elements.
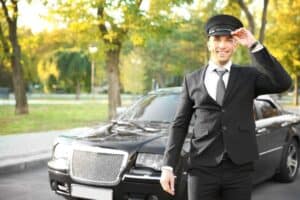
<box><xmin>111</xmin><ymin>120</ymin><xmax>159</xmax><ymax>133</ymax></box>
<box><xmin>146</xmin><ymin>120</ymin><xmax>171</xmax><ymax>124</ymax></box>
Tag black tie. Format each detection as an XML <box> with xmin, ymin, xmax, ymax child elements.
<box><xmin>215</xmin><ymin>69</ymin><xmax>228</xmax><ymax>106</ymax></box>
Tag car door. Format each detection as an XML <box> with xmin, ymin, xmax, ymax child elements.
<box><xmin>253</xmin><ymin>99</ymin><xmax>287</xmax><ymax>183</ymax></box>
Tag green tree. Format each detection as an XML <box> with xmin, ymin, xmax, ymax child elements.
<box><xmin>266</xmin><ymin>0</ymin><xmax>300</xmax><ymax>105</ymax></box>
<box><xmin>19</xmin><ymin>22</ymin><xmax>104</xmax><ymax>95</ymax></box>
<box><xmin>0</xmin><ymin>13</ymin><xmax>12</xmax><ymax>88</ymax></box>
<box><xmin>20</xmin><ymin>29</ymin><xmax>76</xmax><ymax>93</ymax></box>
<box><xmin>55</xmin><ymin>50</ymin><xmax>91</xmax><ymax>99</ymax></box>
<box><xmin>140</xmin><ymin>17</ymin><xmax>207</xmax><ymax>90</ymax></box>
<box><xmin>37</xmin><ymin>55</ymin><xmax>59</xmax><ymax>93</ymax></box>
<box><xmin>0</xmin><ymin>0</ymin><xmax>28</xmax><ymax>114</ymax></box>
<box><xmin>48</xmin><ymin>0</ymin><xmax>192</xmax><ymax>119</ymax></box>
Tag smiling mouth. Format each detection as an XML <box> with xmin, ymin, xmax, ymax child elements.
<box><xmin>217</xmin><ymin>51</ymin><xmax>229</xmax><ymax>56</ymax></box>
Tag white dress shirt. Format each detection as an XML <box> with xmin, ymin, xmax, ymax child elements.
<box><xmin>204</xmin><ymin>60</ymin><xmax>231</xmax><ymax>101</ymax></box>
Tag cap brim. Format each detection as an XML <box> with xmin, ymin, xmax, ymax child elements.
<box><xmin>208</xmin><ymin>30</ymin><xmax>232</xmax><ymax>36</ymax></box>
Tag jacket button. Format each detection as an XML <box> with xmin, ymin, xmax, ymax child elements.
<box><xmin>221</xmin><ymin>109</ymin><xmax>225</xmax><ymax>112</ymax></box>
<box><xmin>222</xmin><ymin>126</ymin><xmax>227</xmax><ymax>131</ymax></box>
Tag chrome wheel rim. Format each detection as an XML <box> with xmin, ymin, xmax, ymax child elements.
<box><xmin>287</xmin><ymin>143</ymin><xmax>298</xmax><ymax>177</ymax></box>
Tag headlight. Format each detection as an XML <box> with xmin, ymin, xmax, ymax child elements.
<box><xmin>53</xmin><ymin>143</ymin><xmax>71</xmax><ymax>160</ymax></box>
<box><xmin>136</xmin><ymin>153</ymin><xmax>164</xmax><ymax>171</ymax></box>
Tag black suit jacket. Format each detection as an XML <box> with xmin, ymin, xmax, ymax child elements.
<box><xmin>163</xmin><ymin>47</ymin><xmax>292</xmax><ymax>169</ymax></box>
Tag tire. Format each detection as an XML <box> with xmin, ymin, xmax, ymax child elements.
<box><xmin>274</xmin><ymin>139</ymin><xmax>299</xmax><ymax>182</ymax></box>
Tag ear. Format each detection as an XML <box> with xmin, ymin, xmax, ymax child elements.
<box><xmin>207</xmin><ymin>38</ymin><xmax>212</xmax><ymax>51</ymax></box>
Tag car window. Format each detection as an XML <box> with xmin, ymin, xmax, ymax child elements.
<box><xmin>255</xmin><ymin>100</ymin><xmax>280</xmax><ymax>119</ymax></box>
<box><xmin>120</xmin><ymin>93</ymin><xmax>180</xmax><ymax>122</ymax></box>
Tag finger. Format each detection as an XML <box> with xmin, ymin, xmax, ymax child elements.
<box><xmin>231</xmin><ymin>27</ymin><xmax>243</xmax><ymax>35</ymax></box>
<box><xmin>232</xmin><ymin>28</ymin><xmax>248</xmax><ymax>37</ymax></box>
<box><xmin>168</xmin><ymin>177</ymin><xmax>175</xmax><ymax>195</ymax></box>
<box><xmin>160</xmin><ymin>178</ymin><xmax>168</xmax><ymax>190</ymax></box>
<box><xmin>165</xmin><ymin>182</ymin><xmax>172</xmax><ymax>194</ymax></box>
<box><xmin>160</xmin><ymin>178</ymin><xmax>171</xmax><ymax>193</ymax></box>
<box><xmin>170</xmin><ymin>176</ymin><xmax>175</xmax><ymax>195</ymax></box>
<box><xmin>161</xmin><ymin>178</ymin><xmax>175</xmax><ymax>195</ymax></box>
<box><xmin>232</xmin><ymin>35</ymin><xmax>241</xmax><ymax>42</ymax></box>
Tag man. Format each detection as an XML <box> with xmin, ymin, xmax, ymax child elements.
<box><xmin>160</xmin><ymin>14</ymin><xmax>291</xmax><ymax>200</ymax></box>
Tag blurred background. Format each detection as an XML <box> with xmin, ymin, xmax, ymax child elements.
<box><xmin>0</xmin><ymin>0</ymin><xmax>299</xmax><ymax>135</ymax></box>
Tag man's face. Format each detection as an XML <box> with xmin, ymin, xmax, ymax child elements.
<box><xmin>207</xmin><ymin>35</ymin><xmax>237</xmax><ymax>66</ymax></box>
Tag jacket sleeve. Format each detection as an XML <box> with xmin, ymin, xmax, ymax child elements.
<box><xmin>253</xmin><ymin>47</ymin><xmax>292</xmax><ymax>97</ymax></box>
<box><xmin>162</xmin><ymin>75</ymin><xmax>194</xmax><ymax>169</ymax></box>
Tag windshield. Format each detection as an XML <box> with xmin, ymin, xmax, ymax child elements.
<box><xmin>120</xmin><ymin>93</ymin><xmax>180</xmax><ymax>122</ymax></box>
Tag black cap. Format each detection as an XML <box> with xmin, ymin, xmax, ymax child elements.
<box><xmin>205</xmin><ymin>14</ymin><xmax>243</xmax><ymax>36</ymax></box>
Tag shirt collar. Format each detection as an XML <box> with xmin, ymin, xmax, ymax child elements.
<box><xmin>207</xmin><ymin>60</ymin><xmax>232</xmax><ymax>73</ymax></box>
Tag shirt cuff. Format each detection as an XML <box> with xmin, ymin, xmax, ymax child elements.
<box><xmin>251</xmin><ymin>42</ymin><xmax>264</xmax><ymax>53</ymax></box>
<box><xmin>161</xmin><ymin>166</ymin><xmax>174</xmax><ymax>172</ymax></box>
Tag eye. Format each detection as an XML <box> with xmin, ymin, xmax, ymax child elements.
<box><xmin>226</xmin><ymin>37</ymin><xmax>234</xmax><ymax>42</ymax></box>
<box><xmin>213</xmin><ymin>36</ymin><xmax>221</xmax><ymax>42</ymax></box>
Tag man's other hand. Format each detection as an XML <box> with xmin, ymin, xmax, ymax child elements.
<box><xmin>160</xmin><ymin>169</ymin><xmax>176</xmax><ymax>196</ymax></box>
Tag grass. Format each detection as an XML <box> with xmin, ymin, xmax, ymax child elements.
<box><xmin>0</xmin><ymin>102</ymin><xmax>108</xmax><ymax>135</ymax></box>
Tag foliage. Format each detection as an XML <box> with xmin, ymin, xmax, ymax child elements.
<box><xmin>142</xmin><ymin>19</ymin><xmax>207</xmax><ymax>89</ymax></box>
<box><xmin>37</xmin><ymin>55</ymin><xmax>60</xmax><ymax>93</ymax></box>
<box><xmin>265</xmin><ymin>0</ymin><xmax>300</xmax><ymax>76</ymax></box>
<box><xmin>2</xmin><ymin>0</ymin><xmax>299</xmax><ymax>96</ymax></box>
<box><xmin>55</xmin><ymin>49</ymin><xmax>91</xmax><ymax>93</ymax></box>
<box><xmin>120</xmin><ymin>48</ymin><xmax>146</xmax><ymax>93</ymax></box>
<box><xmin>19</xmin><ymin>26</ymin><xmax>106</xmax><ymax>93</ymax></box>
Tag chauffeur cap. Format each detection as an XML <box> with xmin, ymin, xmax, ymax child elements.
<box><xmin>205</xmin><ymin>14</ymin><xmax>243</xmax><ymax>36</ymax></box>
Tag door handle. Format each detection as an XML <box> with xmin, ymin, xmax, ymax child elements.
<box><xmin>281</xmin><ymin>122</ymin><xmax>290</xmax><ymax>127</ymax></box>
<box><xmin>257</xmin><ymin>128</ymin><xmax>268</xmax><ymax>133</ymax></box>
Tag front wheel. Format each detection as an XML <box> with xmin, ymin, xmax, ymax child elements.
<box><xmin>274</xmin><ymin>139</ymin><xmax>299</xmax><ymax>182</ymax></box>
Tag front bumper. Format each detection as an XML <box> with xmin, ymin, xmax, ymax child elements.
<box><xmin>48</xmin><ymin>167</ymin><xmax>175</xmax><ymax>200</ymax></box>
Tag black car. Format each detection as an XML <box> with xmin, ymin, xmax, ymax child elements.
<box><xmin>48</xmin><ymin>87</ymin><xmax>300</xmax><ymax>200</ymax></box>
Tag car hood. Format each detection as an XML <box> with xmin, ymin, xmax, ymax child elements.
<box><xmin>57</xmin><ymin>123</ymin><xmax>169</xmax><ymax>155</ymax></box>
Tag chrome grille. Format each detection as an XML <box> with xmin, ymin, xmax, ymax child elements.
<box><xmin>70</xmin><ymin>146</ymin><xmax>128</xmax><ymax>186</ymax></box>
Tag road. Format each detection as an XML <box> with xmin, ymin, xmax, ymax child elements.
<box><xmin>0</xmin><ymin>165</ymin><xmax>299</xmax><ymax>200</ymax></box>
<box><xmin>252</xmin><ymin>175</ymin><xmax>300</xmax><ymax>200</ymax></box>
<box><xmin>0</xmin><ymin>166</ymin><xmax>63</xmax><ymax>200</ymax></box>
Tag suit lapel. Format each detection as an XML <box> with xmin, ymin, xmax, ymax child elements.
<box><xmin>200</xmin><ymin>65</ymin><xmax>220</xmax><ymax>106</ymax></box>
<box><xmin>223</xmin><ymin>65</ymin><xmax>239</xmax><ymax>106</ymax></box>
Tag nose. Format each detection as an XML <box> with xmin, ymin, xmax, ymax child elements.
<box><xmin>218</xmin><ymin>40</ymin><xmax>226</xmax><ymax>48</ymax></box>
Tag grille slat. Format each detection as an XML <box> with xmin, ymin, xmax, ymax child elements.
<box><xmin>70</xmin><ymin>146</ymin><xmax>128</xmax><ymax>186</ymax></box>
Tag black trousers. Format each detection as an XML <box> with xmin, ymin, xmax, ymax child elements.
<box><xmin>187</xmin><ymin>158</ymin><xmax>254</xmax><ymax>200</ymax></box>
